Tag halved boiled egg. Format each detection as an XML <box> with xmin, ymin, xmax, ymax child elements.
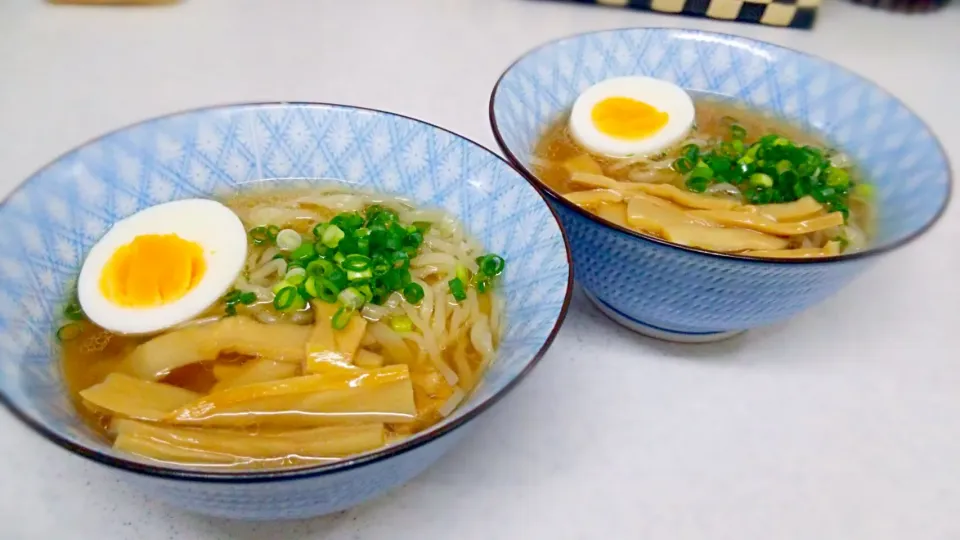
<box><xmin>78</xmin><ymin>199</ymin><xmax>247</xmax><ymax>335</ymax></box>
<box><xmin>569</xmin><ymin>76</ymin><xmax>695</xmax><ymax>158</ymax></box>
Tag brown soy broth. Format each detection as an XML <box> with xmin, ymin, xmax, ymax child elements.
<box><xmin>532</xmin><ymin>98</ymin><xmax>874</xmax><ymax>255</ymax></box>
<box><xmin>533</xmin><ymin>98</ymin><xmax>823</xmax><ymax>195</ymax></box>
<box><xmin>60</xmin><ymin>186</ymin><xmax>502</xmax><ymax>463</ymax></box>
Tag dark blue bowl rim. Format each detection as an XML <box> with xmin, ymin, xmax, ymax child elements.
<box><xmin>0</xmin><ymin>101</ymin><xmax>575</xmax><ymax>483</ymax></box>
<box><xmin>489</xmin><ymin>27</ymin><xmax>954</xmax><ymax>265</ymax></box>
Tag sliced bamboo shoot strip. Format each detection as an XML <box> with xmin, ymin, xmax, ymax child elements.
<box><xmin>748</xmin><ymin>196</ymin><xmax>823</xmax><ymax>222</ymax></box>
<box><xmin>596</xmin><ymin>202</ymin><xmax>629</xmax><ymax>228</ymax></box>
<box><xmin>167</xmin><ymin>365</ymin><xmax>417</xmax><ymax>427</ymax></box>
<box><xmin>112</xmin><ymin>419</ymin><xmax>384</xmax><ymax>458</ymax></box>
<box><xmin>80</xmin><ymin>373</ymin><xmax>200</xmax><ymax>421</ymax></box>
<box><xmin>662</xmin><ymin>224</ymin><xmax>789</xmax><ymax>252</ymax></box>
<box><xmin>690</xmin><ymin>210</ymin><xmax>844</xmax><ymax>237</ymax></box>
<box><xmin>127</xmin><ymin>316</ymin><xmax>312</xmax><ymax>381</ymax></box>
<box><xmin>745</xmin><ymin>241</ymin><xmax>842</xmax><ymax>259</ymax></box>
<box><xmin>564</xmin><ymin>189</ymin><xmax>624</xmax><ymax>206</ymax></box>
<box><xmin>626</xmin><ymin>196</ymin><xmax>714</xmax><ymax>235</ymax></box>
<box><xmin>211</xmin><ymin>359</ymin><xmax>299</xmax><ymax>392</ymax></box>
<box><xmin>630</xmin><ymin>183</ymin><xmax>740</xmax><ymax>210</ymax></box>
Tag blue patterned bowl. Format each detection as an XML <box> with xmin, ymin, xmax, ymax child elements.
<box><xmin>0</xmin><ymin>103</ymin><xmax>572</xmax><ymax>519</ymax></box>
<box><xmin>490</xmin><ymin>28</ymin><xmax>951</xmax><ymax>342</ymax></box>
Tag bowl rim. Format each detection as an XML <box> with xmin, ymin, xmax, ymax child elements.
<box><xmin>489</xmin><ymin>27</ymin><xmax>954</xmax><ymax>265</ymax></box>
<box><xmin>0</xmin><ymin>101</ymin><xmax>575</xmax><ymax>483</ymax></box>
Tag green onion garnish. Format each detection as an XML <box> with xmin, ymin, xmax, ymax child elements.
<box><xmin>342</xmin><ymin>254</ymin><xmax>372</xmax><ymax>272</ymax></box>
<box><xmin>306</xmin><ymin>259</ymin><xmax>336</xmax><ymax>278</ymax></box>
<box><xmin>249</xmin><ymin>226</ymin><xmax>270</xmax><ymax>245</ymax></box>
<box><xmin>63</xmin><ymin>302</ymin><xmax>84</xmax><ymax>321</ymax></box>
<box><xmin>290</xmin><ymin>242</ymin><xmax>317</xmax><ymax>262</ymax></box>
<box><xmin>402</xmin><ymin>282</ymin><xmax>424</xmax><ymax>304</ymax></box>
<box><xmin>285</xmin><ymin>267</ymin><xmax>307</xmax><ymax>285</ymax></box>
<box><xmin>332</xmin><ymin>306</ymin><xmax>354</xmax><ymax>330</ymax></box>
<box><xmin>56</xmin><ymin>322</ymin><xmax>83</xmax><ymax>342</ymax></box>
<box><xmin>316</xmin><ymin>278</ymin><xmax>341</xmax><ymax>303</ymax></box>
<box><xmin>275</xmin><ymin>229</ymin><xmax>302</xmax><ymax>251</ymax></box>
<box><xmin>670</xmin><ymin>123</ymin><xmax>868</xmax><ymax>217</ymax></box>
<box><xmin>322</xmin><ymin>224</ymin><xmax>345</xmax><ymax>248</ymax></box>
<box><xmin>478</xmin><ymin>254</ymin><xmax>506</xmax><ymax>277</ymax></box>
<box><xmin>273</xmin><ymin>286</ymin><xmax>299</xmax><ymax>311</ymax></box>
<box><xmin>448</xmin><ymin>277</ymin><xmax>467</xmax><ymax>302</ymax></box>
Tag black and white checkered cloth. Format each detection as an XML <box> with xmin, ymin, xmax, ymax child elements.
<box><xmin>549</xmin><ymin>0</ymin><xmax>820</xmax><ymax>29</ymax></box>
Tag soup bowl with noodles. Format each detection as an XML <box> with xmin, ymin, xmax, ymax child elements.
<box><xmin>490</xmin><ymin>28</ymin><xmax>950</xmax><ymax>343</ymax></box>
<box><xmin>0</xmin><ymin>103</ymin><xmax>572</xmax><ymax>519</ymax></box>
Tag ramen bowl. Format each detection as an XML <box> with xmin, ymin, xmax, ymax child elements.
<box><xmin>0</xmin><ymin>103</ymin><xmax>572</xmax><ymax>520</ymax></box>
<box><xmin>490</xmin><ymin>28</ymin><xmax>950</xmax><ymax>343</ymax></box>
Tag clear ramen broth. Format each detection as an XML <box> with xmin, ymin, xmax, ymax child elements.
<box><xmin>532</xmin><ymin>98</ymin><xmax>875</xmax><ymax>258</ymax></box>
<box><xmin>60</xmin><ymin>186</ymin><xmax>506</xmax><ymax>470</ymax></box>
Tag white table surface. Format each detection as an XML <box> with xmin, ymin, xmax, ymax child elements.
<box><xmin>1</xmin><ymin>1</ymin><xmax>958</xmax><ymax>539</ymax></box>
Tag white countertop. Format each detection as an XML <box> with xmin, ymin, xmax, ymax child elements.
<box><xmin>1</xmin><ymin>1</ymin><xmax>959</xmax><ymax>539</ymax></box>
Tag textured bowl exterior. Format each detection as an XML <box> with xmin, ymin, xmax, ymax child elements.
<box><xmin>490</xmin><ymin>28</ymin><xmax>950</xmax><ymax>336</ymax></box>
<box><xmin>0</xmin><ymin>103</ymin><xmax>571</xmax><ymax>519</ymax></box>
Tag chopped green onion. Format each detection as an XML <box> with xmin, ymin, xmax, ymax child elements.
<box><xmin>672</xmin><ymin>157</ymin><xmax>694</xmax><ymax>174</ymax></box>
<box><xmin>249</xmin><ymin>226</ymin><xmax>270</xmax><ymax>245</ymax></box>
<box><xmin>306</xmin><ymin>259</ymin><xmax>336</xmax><ymax>278</ymax></box>
<box><xmin>402</xmin><ymin>282</ymin><xmax>425</xmax><ymax>304</ymax></box>
<box><xmin>686</xmin><ymin>176</ymin><xmax>710</xmax><ymax>193</ymax></box>
<box><xmin>273</xmin><ymin>286</ymin><xmax>299</xmax><ymax>311</ymax></box>
<box><xmin>56</xmin><ymin>322</ymin><xmax>83</xmax><ymax>342</ymax></box>
<box><xmin>342</xmin><ymin>254</ymin><xmax>372</xmax><ymax>272</ymax></box>
<box><xmin>313</xmin><ymin>223</ymin><xmax>328</xmax><ymax>238</ymax></box>
<box><xmin>347</xmin><ymin>268</ymin><xmax>373</xmax><ymax>281</ymax></box>
<box><xmin>275</xmin><ymin>229</ymin><xmax>302</xmax><ymax>251</ymax></box>
<box><xmin>750</xmin><ymin>173</ymin><xmax>774</xmax><ymax>188</ymax></box>
<box><xmin>266</xmin><ymin>225</ymin><xmax>280</xmax><ymax>240</ymax></box>
<box><xmin>290</xmin><ymin>242</ymin><xmax>317</xmax><ymax>262</ymax></box>
<box><xmin>357</xmin><ymin>284</ymin><xmax>374</xmax><ymax>302</ymax></box>
<box><xmin>389</xmin><ymin>315</ymin><xmax>413</xmax><ymax>333</ymax></box>
<box><xmin>321</xmin><ymin>224</ymin><xmax>345</xmax><ymax>248</ymax></box>
<box><xmin>285</xmin><ymin>267</ymin><xmax>307</xmax><ymax>285</ymax></box>
<box><xmin>238</xmin><ymin>291</ymin><xmax>257</xmax><ymax>305</ymax></box>
<box><xmin>338</xmin><ymin>287</ymin><xmax>366</xmax><ymax>309</ymax></box>
<box><xmin>327</xmin><ymin>268</ymin><xmax>348</xmax><ymax>290</ymax></box>
<box><xmin>448</xmin><ymin>277</ymin><xmax>467</xmax><ymax>302</ymax></box>
<box><xmin>475</xmin><ymin>275</ymin><xmax>491</xmax><ymax>294</ymax></box>
<box><xmin>332</xmin><ymin>306</ymin><xmax>354</xmax><ymax>330</ymax></box>
<box><xmin>315</xmin><ymin>278</ymin><xmax>340</xmax><ymax>303</ymax></box>
<box><xmin>478</xmin><ymin>254</ymin><xmax>506</xmax><ymax>276</ymax></box>
<box><xmin>682</xmin><ymin>144</ymin><xmax>699</xmax><ymax>161</ymax></box>
<box><xmin>826</xmin><ymin>168</ymin><xmax>850</xmax><ymax>188</ymax></box>
<box><xmin>689</xmin><ymin>163</ymin><xmax>713</xmax><ymax>180</ymax></box>
<box><xmin>731</xmin><ymin>124</ymin><xmax>747</xmax><ymax>141</ymax></box>
<box><xmin>63</xmin><ymin>302</ymin><xmax>84</xmax><ymax>321</ymax></box>
<box><xmin>391</xmin><ymin>250</ymin><xmax>410</xmax><ymax>270</ymax></box>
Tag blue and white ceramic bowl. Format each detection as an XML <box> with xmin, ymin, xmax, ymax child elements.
<box><xmin>0</xmin><ymin>103</ymin><xmax>573</xmax><ymax>520</ymax></box>
<box><xmin>490</xmin><ymin>28</ymin><xmax>951</xmax><ymax>343</ymax></box>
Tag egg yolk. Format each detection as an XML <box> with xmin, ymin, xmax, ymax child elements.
<box><xmin>99</xmin><ymin>234</ymin><xmax>206</xmax><ymax>308</ymax></box>
<box><xmin>591</xmin><ymin>97</ymin><xmax>669</xmax><ymax>140</ymax></box>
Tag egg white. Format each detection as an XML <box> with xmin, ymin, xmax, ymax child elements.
<box><xmin>77</xmin><ymin>199</ymin><xmax>248</xmax><ymax>335</ymax></box>
<box><xmin>569</xmin><ymin>76</ymin><xmax>695</xmax><ymax>158</ymax></box>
